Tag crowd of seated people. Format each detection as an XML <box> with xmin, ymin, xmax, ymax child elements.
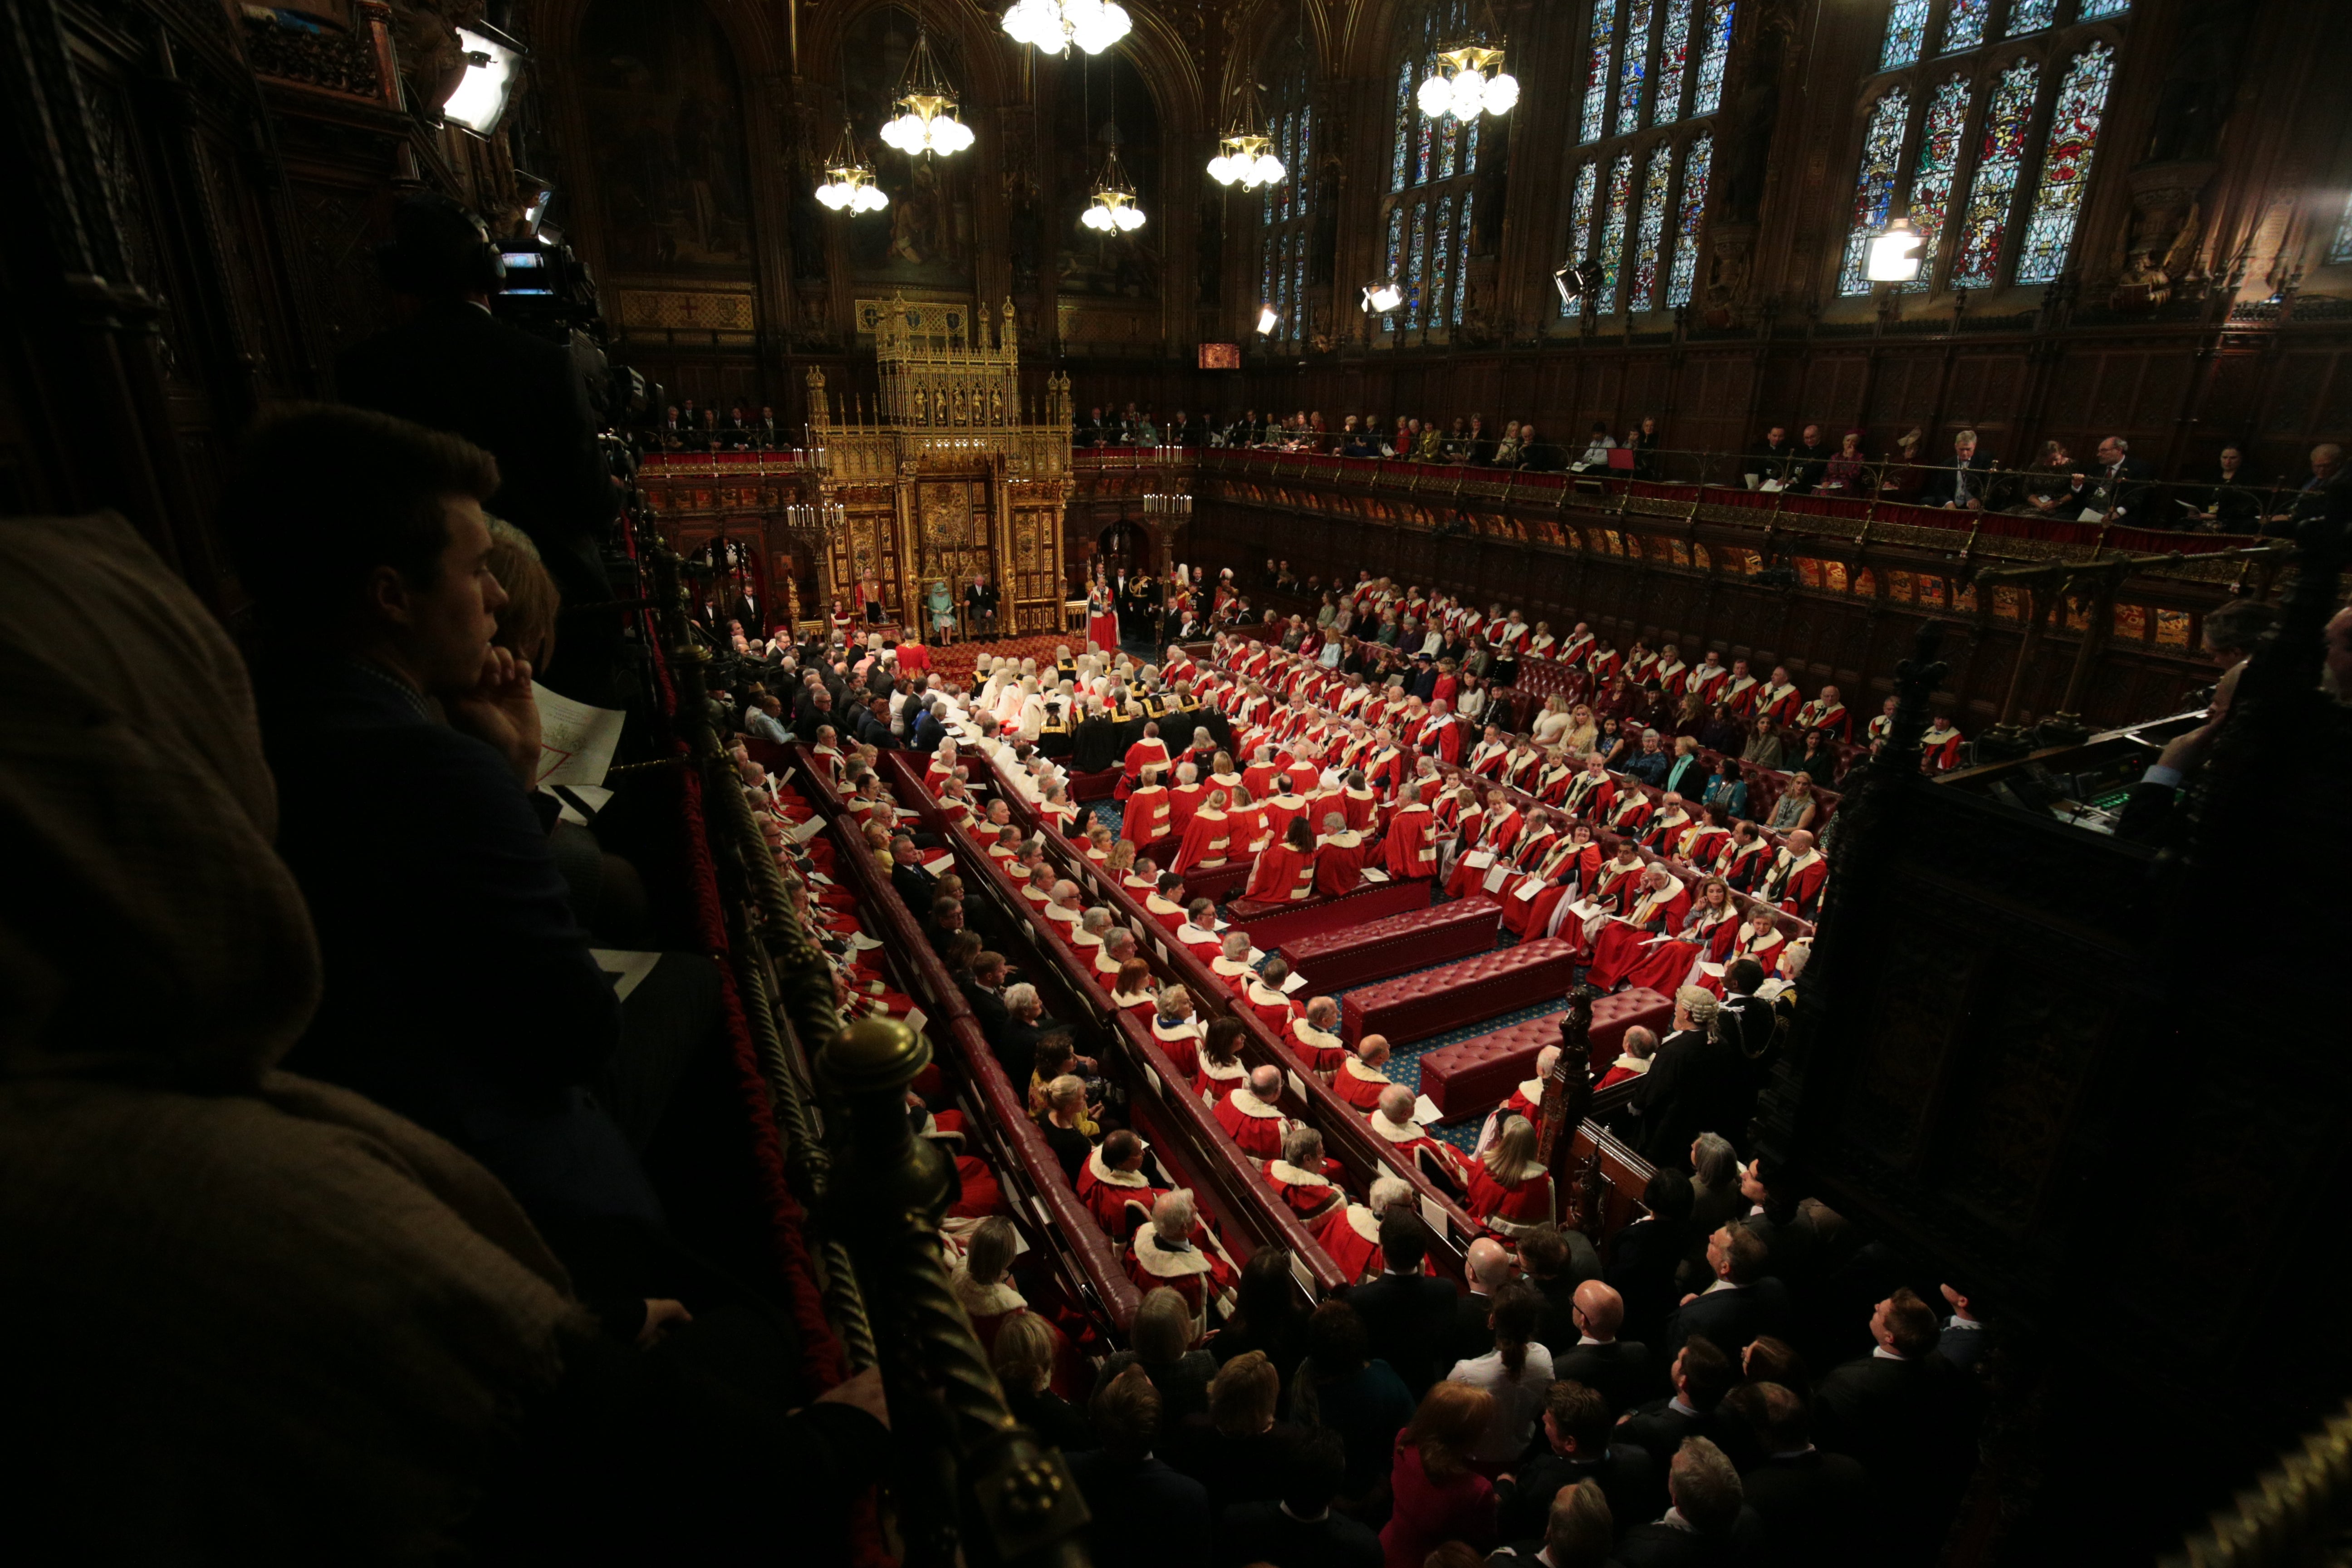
<box><xmin>644</xmin><ymin>400</ymin><xmax>793</xmax><ymax>452</ymax></box>
<box><xmin>1080</xmin><ymin>391</ymin><xmax>2344</xmax><ymax>537</ymax></box>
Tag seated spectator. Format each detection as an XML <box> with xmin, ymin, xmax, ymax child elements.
<box><xmin>2190</xmin><ymin>442</ymin><xmax>2264</xmax><ymax>532</ymax></box>
<box><xmin>225</xmin><ymin>406</ymin><xmax>705</xmax><ymax>1286</ymax></box>
<box><xmin>1580</xmin><ymin>421</ymin><xmax>1617</xmax><ymax>466</ymax></box>
<box><xmin>1382</xmin><ymin>1382</ymin><xmax>1501</xmax><ymax>1564</ymax></box>
<box><xmin>1741</xmin><ymin>715</ymin><xmax>1789</xmax><ymax>770</ymax></box>
<box><xmin>1817</xmin><ymin>429</ymin><xmax>1867</xmax><ymax>495</ymax></box>
<box><xmin>1663</xmin><ymin>1224</ymin><xmax>1788</xmax><ymax>1361</ymax></box>
<box><xmin>1446</xmin><ymin>1288</ymin><xmax>1555</xmax><ymax>1474</ymax></box>
<box><xmin>1488</xmin><ymin>1479</ymin><xmax>1617</xmax><ymax>1568</ymax></box>
<box><xmin>1625</xmin><ymin>727</ymin><xmax>1671</xmax><ymax>786</ymax></box>
<box><xmin>1071</xmin><ymin>1364</ymin><xmax>1213</xmax><ymax>1568</ymax></box>
<box><xmin>1614</xmin><ymin>1436</ymin><xmax>1764</xmax><ymax>1565</ymax></box>
<box><xmin>1165</xmin><ymin>1350</ymin><xmax>1307</xmax><ymax>1515</ymax></box>
<box><xmin>1095</xmin><ymin>1284</ymin><xmax>1221</xmax><ymax>1425</ymax></box>
<box><xmin>1495</xmin><ymin>1380</ymin><xmax>1660</xmax><ymax>1544</ymax></box>
<box><xmin>993</xmin><ymin>1311</ymin><xmax>1093</xmax><ymax>1455</ymax></box>
<box><xmin>1792</xmin><ymin>729</ymin><xmax>1841</xmax><ymax>786</ymax></box>
<box><xmin>1714</xmin><ymin>1380</ymin><xmax>1868</xmax><ymax>1568</ymax></box>
<box><xmin>1290</xmin><ymin>1299</ymin><xmax>1419</xmax><ymax>1513</ymax></box>
<box><xmin>1617</xmin><ymin>1337</ymin><xmax>1735</xmax><ymax>1470</ymax></box>
<box><xmin>1215</xmin><ymin>1432</ymin><xmax>1384</xmax><ymax>1568</ymax></box>
<box><xmin>1038</xmin><ymin>1073</ymin><xmax>1096</xmax><ymax>1181</ymax></box>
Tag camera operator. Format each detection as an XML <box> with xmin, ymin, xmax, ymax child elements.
<box><xmin>337</xmin><ymin>195</ymin><xmax>624</xmax><ymax>706</ymax></box>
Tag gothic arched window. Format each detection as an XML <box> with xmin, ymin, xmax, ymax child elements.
<box><xmin>1256</xmin><ymin>44</ymin><xmax>1314</xmax><ymax>348</ymax></box>
<box><xmin>1559</xmin><ymin>0</ymin><xmax>1732</xmax><ymax>318</ymax></box>
<box><xmin>1836</xmin><ymin>0</ymin><xmax>2128</xmax><ymax>299</ymax></box>
<box><xmin>1380</xmin><ymin>0</ymin><xmax>1482</xmax><ymax>338</ymax></box>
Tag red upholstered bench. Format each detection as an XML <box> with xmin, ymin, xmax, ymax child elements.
<box><xmin>1339</xmin><ymin>937</ymin><xmax>1581</xmax><ymax>1049</ymax></box>
<box><xmin>1279</xmin><ymin>896</ymin><xmax>1504</xmax><ymax>994</ymax></box>
<box><xmin>1416</xmin><ymin>986</ymin><xmax>1676</xmax><ymax>1122</ymax></box>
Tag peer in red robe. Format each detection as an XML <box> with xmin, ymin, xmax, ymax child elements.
<box><xmin>1166</xmin><ymin>779</ymin><xmax>1209</xmax><ymax>837</ymax></box>
<box><xmin>1584</xmin><ymin>867</ymin><xmax>1694</xmax><ymax>983</ymax></box>
<box><xmin>1559</xmin><ymin>761</ymin><xmax>1617</xmax><ymax>822</ymax></box>
<box><xmin>1313</xmin><ymin>826</ymin><xmax>1370</xmax><ymax>895</ymax></box>
<box><xmin>1215</xmin><ymin>1078</ymin><xmax>1291</xmax><ymax>1158</ymax></box>
<box><xmin>1262</xmin><ymin>1157</ymin><xmax>1345</xmax><ymax>1222</ymax></box>
<box><xmin>1316</xmin><ymin>1202</ymin><xmax>1395</xmax><ymax>1285</ymax></box>
<box><xmin>1464</xmin><ymin>1121</ymin><xmax>1556</xmax><ymax>1240</ymax></box>
<box><xmin>1502</xmin><ymin>829</ymin><xmax>1603</xmax><ymax>939</ymax></box>
<box><xmin>1243</xmin><ymin>970</ymin><xmax>1301</xmax><ymax>1033</ymax></box>
<box><xmin>1334</xmin><ymin>1047</ymin><xmax>1395</xmax><ymax>1112</ymax></box>
<box><xmin>1366</xmin><ymin>1091</ymin><xmax>1465</xmax><ymax>1183</ymax></box>
<box><xmin>1148</xmin><ymin>1009</ymin><xmax>1203</xmax><ymax>1079</ymax></box>
<box><xmin>1077</xmin><ymin>1142</ymin><xmax>1169</xmax><ymax>1236</ymax></box>
<box><xmin>1795</xmin><ymin>687</ymin><xmax>1853</xmax><ymax>743</ymax></box>
<box><xmin>1761</xmin><ymin>836</ymin><xmax>1828</xmax><ymax>916</ymax></box>
<box><xmin>1122</xmin><ymin>777</ymin><xmax>1173</xmax><ymax>848</ymax></box>
<box><xmin>1124</xmin><ymin>1225</ymin><xmax>1233</xmax><ymax>1334</ymax></box>
<box><xmin>1754</xmin><ymin>671</ymin><xmax>1803</xmax><ymax>728</ymax></box>
<box><xmin>1602</xmin><ymin>880</ymin><xmax>1743</xmax><ymax>995</ymax></box>
<box><xmin>1171</xmin><ymin>798</ymin><xmax>1235</xmax><ymax>873</ymax></box>
<box><xmin>1289</xmin><ymin>1010</ymin><xmax>1349</xmax><ymax>1073</ymax></box>
<box><xmin>1383</xmin><ymin>794</ymin><xmax>1440</xmax><ymax>879</ymax></box>
<box><xmin>1923</xmin><ymin>719</ymin><xmax>1964</xmax><ymax>772</ymax></box>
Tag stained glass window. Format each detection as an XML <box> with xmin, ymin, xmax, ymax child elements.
<box><xmin>1937</xmin><ymin>0</ymin><xmax>1987</xmax><ymax>53</ymax></box>
<box><xmin>1429</xmin><ymin>198</ymin><xmax>1455</xmax><ymax>330</ymax></box>
<box><xmin>2005</xmin><ymin>0</ymin><xmax>2057</xmax><ymax>34</ymax></box>
<box><xmin>1668</xmin><ymin>136</ymin><xmax>1711</xmax><ymax>305</ymax></box>
<box><xmin>2078</xmin><ymin>0</ymin><xmax>2129</xmax><ymax>16</ymax></box>
<box><xmin>1452</xmin><ymin>191</ymin><xmax>1474</xmax><ymax>324</ymax></box>
<box><xmin>1631</xmin><ymin>147</ymin><xmax>1673</xmax><ymax>305</ymax></box>
<box><xmin>1581</xmin><ymin>1</ymin><xmax>1617</xmax><ymax>143</ymax></box>
<box><xmin>1899</xmin><ymin>74</ymin><xmax>1970</xmax><ymax>291</ymax></box>
<box><xmin>1392</xmin><ymin>60</ymin><xmax>1412</xmax><ymax>191</ymax></box>
<box><xmin>2014</xmin><ymin>43</ymin><xmax>2115</xmax><ymax>283</ymax></box>
<box><xmin>2331</xmin><ymin>191</ymin><xmax>2352</xmax><ymax>265</ymax></box>
<box><xmin>1836</xmin><ymin>88</ymin><xmax>1909</xmax><ymax>295</ymax></box>
<box><xmin>1561</xmin><ymin>162</ymin><xmax>1597</xmax><ymax>314</ymax></box>
<box><xmin>1653</xmin><ymin>0</ymin><xmax>1694</xmax><ymax>125</ymax></box>
<box><xmin>1404</xmin><ymin>202</ymin><xmax>1428</xmax><ymax>327</ymax></box>
<box><xmin>1693</xmin><ymin>0</ymin><xmax>1734</xmax><ymax>115</ymax></box>
<box><xmin>1617</xmin><ymin>0</ymin><xmax>1656</xmax><ymax>135</ymax></box>
<box><xmin>1881</xmin><ymin>0</ymin><xmax>1930</xmax><ymax>69</ymax></box>
<box><xmin>1597</xmin><ymin>152</ymin><xmax>1635</xmax><ymax>311</ymax></box>
<box><xmin>1948</xmin><ymin>57</ymin><xmax>2038</xmax><ymax>289</ymax></box>
<box><xmin>1416</xmin><ymin>98</ymin><xmax>1439</xmax><ymax>185</ymax></box>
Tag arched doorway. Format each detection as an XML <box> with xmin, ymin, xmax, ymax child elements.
<box><xmin>1096</xmin><ymin>515</ymin><xmax>1147</xmax><ymax>574</ymax></box>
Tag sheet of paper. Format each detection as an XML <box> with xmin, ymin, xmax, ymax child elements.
<box><xmin>1759</xmin><ymin>479</ymin><xmax>1784</xmax><ymax>494</ymax></box>
<box><xmin>1287</xmin><ymin>1070</ymin><xmax>1308</xmax><ymax>1103</ymax></box>
<box><xmin>1513</xmin><ymin>878</ymin><xmax>1544</xmax><ymax>902</ymax></box>
<box><xmin>560</xmin><ymin>782</ymin><xmax>614</xmax><ymax>815</ymax></box>
<box><xmin>532</xmin><ymin>682</ymin><xmax>626</xmax><ymax>789</ymax></box>
<box><xmin>1247</xmin><ymin>947</ymin><xmax>1265</xmax><ymax>966</ymax></box>
<box><xmin>1463</xmin><ymin>850</ymin><xmax>1496</xmax><ymax>869</ymax></box>
<box><xmin>590</xmin><ymin>948</ymin><xmax>662</xmax><ymax>1002</ymax></box>
<box><xmin>786</xmin><ymin>814</ymin><xmax>827</xmax><ymax>845</ymax></box>
<box><xmin>1142</xmin><ymin>1062</ymin><xmax>1161</xmax><ymax>1096</ymax></box>
<box><xmin>923</xmin><ymin>853</ymin><xmax>956</xmax><ymax>876</ymax></box>
<box><xmin>1420</xmin><ymin>1194</ymin><xmax>1450</xmax><ymax>1237</ymax></box>
<box><xmin>1155</xmin><ymin>939</ymin><xmax>1170</xmax><ymax>963</ymax></box>
<box><xmin>903</xmin><ymin>1007</ymin><xmax>927</xmax><ymax>1036</ymax></box>
<box><xmin>1361</xmin><ymin>867</ymin><xmax>1391</xmax><ymax>883</ymax></box>
<box><xmin>1568</xmin><ymin>900</ymin><xmax>1602</xmax><ymax>921</ymax></box>
<box><xmin>553</xmin><ymin>796</ymin><xmax>589</xmax><ymax>828</ymax></box>
<box><xmin>2078</xmin><ymin>506</ymin><xmax>2107</xmax><ymax>523</ymax></box>
<box><xmin>1642</xmin><ymin>934</ymin><xmax>1675</xmax><ymax>947</ymax></box>
<box><xmin>1281</xmin><ymin>970</ymin><xmax>1309</xmax><ymax>994</ymax></box>
<box><xmin>849</xmin><ymin>933</ymin><xmax>884</xmax><ymax>950</ymax></box>
<box><xmin>1482</xmin><ymin>865</ymin><xmax>1512</xmax><ymax>893</ymax></box>
<box><xmin>1700</xmin><ymin>961</ymin><xmax>1726</xmax><ymax>978</ymax></box>
<box><xmin>1413</xmin><ymin>1093</ymin><xmax>1443</xmax><ymax>1126</ymax></box>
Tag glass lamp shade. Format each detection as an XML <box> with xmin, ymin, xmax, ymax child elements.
<box><xmin>1256</xmin><ymin>304</ymin><xmax>1279</xmax><ymax>335</ymax></box>
<box><xmin>1362</xmin><ymin>281</ymin><xmax>1404</xmax><ymax>313</ymax></box>
<box><xmin>1416</xmin><ymin>74</ymin><xmax>1453</xmax><ymax>116</ymax></box>
<box><xmin>1483</xmin><ymin>73</ymin><xmax>1519</xmax><ymax>113</ymax></box>
<box><xmin>1252</xmin><ymin>152</ymin><xmax>1286</xmax><ymax>185</ymax></box>
<box><xmin>1207</xmin><ymin>154</ymin><xmax>1236</xmax><ymax>185</ymax></box>
<box><xmin>1113</xmin><ymin>204</ymin><xmax>1144</xmax><ymax>231</ymax></box>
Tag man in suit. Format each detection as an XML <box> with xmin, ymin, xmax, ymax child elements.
<box><xmin>2264</xmin><ymin>441</ymin><xmax>2345</xmax><ymax>536</ymax></box>
<box><xmin>1214</xmin><ymin>1433</ymin><xmax>1382</xmax><ymax>1568</ymax></box>
<box><xmin>1788</xmin><ymin>423</ymin><xmax>1833</xmax><ymax>493</ymax></box>
<box><xmin>1069</xmin><ymin>1367</ymin><xmax>1211</xmax><ymax>1568</ymax></box>
<box><xmin>1615</xmin><ymin>1437</ymin><xmax>1767</xmax><ymax>1567</ymax></box>
<box><xmin>1662</xmin><ymin>1224</ymin><xmax>1786</xmax><ymax>1361</ymax></box>
<box><xmin>1813</xmin><ymin>1288</ymin><xmax>1965</xmax><ymax>1549</ymax></box>
<box><xmin>1550</xmin><ymin>1281</ymin><xmax>1653</xmax><ymax>1415</ymax></box>
<box><xmin>1617</xmin><ymin>1337</ymin><xmax>1734</xmax><ymax>1470</ymax></box>
<box><xmin>1450</xmin><ymin>1236</ymin><xmax>1514</xmax><ymax>1365</ymax></box>
<box><xmin>2081</xmin><ymin>435</ymin><xmax>2156</xmax><ymax>521</ymax></box>
<box><xmin>887</xmin><ymin>833</ymin><xmax>944</xmax><ymax>915</ymax></box>
<box><xmin>1743</xmin><ymin>425</ymin><xmax>1796</xmax><ymax>487</ymax></box>
<box><xmin>1624</xmin><ymin>988</ymin><xmax>1749</xmax><ymax>1168</ymax></box>
<box><xmin>1074</xmin><ymin>407</ymin><xmax>1104</xmax><ymax>447</ymax></box>
<box><xmin>1338</xmin><ymin>1214</ymin><xmax>1458</xmax><ymax>1396</ymax></box>
<box><xmin>337</xmin><ymin>196</ymin><xmax>622</xmax><ymax>704</ymax></box>
<box><xmin>1521</xmin><ymin>1226</ymin><xmax>1606</xmax><ymax>1354</ymax></box>
<box><xmin>1715</xmin><ymin>1381</ymin><xmax>1869</xmax><ymax>1568</ymax></box>
<box><xmin>1920</xmin><ymin>428</ymin><xmax>1995</xmax><ymax>510</ymax></box>
<box><xmin>995</xmin><ymin>982</ymin><xmax>1050</xmax><ymax>1089</ymax></box>
<box><xmin>961</xmin><ymin>952</ymin><xmax>1013</xmax><ymax>1045</ymax></box>
<box><xmin>1495</xmin><ymin>1379</ymin><xmax>1662</xmax><ymax>1543</ymax></box>
<box><xmin>964</xmin><ymin>575</ymin><xmax>1000</xmax><ymax>641</ymax></box>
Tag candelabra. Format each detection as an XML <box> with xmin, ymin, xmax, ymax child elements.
<box><xmin>1142</xmin><ymin>491</ymin><xmax>1191</xmax><ymax>517</ymax></box>
<box><xmin>786</xmin><ymin>500</ymin><xmax>849</xmax><ymax>545</ymax></box>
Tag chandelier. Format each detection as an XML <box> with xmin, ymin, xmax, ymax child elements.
<box><xmin>1360</xmin><ymin>279</ymin><xmax>1404</xmax><ymax>314</ymax></box>
<box><xmin>786</xmin><ymin>500</ymin><xmax>849</xmax><ymax>544</ymax></box>
<box><xmin>1081</xmin><ymin>146</ymin><xmax>1145</xmax><ymax>232</ymax></box>
<box><xmin>1001</xmin><ymin>0</ymin><xmax>1130</xmax><ymax>55</ymax></box>
<box><xmin>815</xmin><ymin>121</ymin><xmax>888</xmax><ymax>213</ymax></box>
<box><xmin>880</xmin><ymin>21</ymin><xmax>974</xmax><ymax>156</ymax></box>
<box><xmin>1255</xmin><ymin>303</ymin><xmax>1279</xmax><ymax>335</ymax></box>
<box><xmin>1416</xmin><ymin>43</ymin><xmax>1517</xmax><ymax>120</ymax></box>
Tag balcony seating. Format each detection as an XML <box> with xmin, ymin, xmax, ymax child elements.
<box><xmin>1338</xmin><ymin>937</ymin><xmax>1581</xmax><ymax>1048</ymax></box>
<box><xmin>1276</xmin><ymin>896</ymin><xmax>1506</xmax><ymax>993</ymax></box>
<box><xmin>1416</xmin><ymin>986</ymin><xmax>1674</xmax><ymax>1122</ymax></box>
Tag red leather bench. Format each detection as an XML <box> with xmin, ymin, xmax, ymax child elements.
<box><xmin>1338</xmin><ymin>937</ymin><xmax>1581</xmax><ymax>1049</ymax></box>
<box><xmin>1416</xmin><ymin>986</ymin><xmax>1675</xmax><ymax>1121</ymax></box>
<box><xmin>1279</xmin><ymin>896</ymin><xmax>1504</xmax><ymax>994</ymax></box>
